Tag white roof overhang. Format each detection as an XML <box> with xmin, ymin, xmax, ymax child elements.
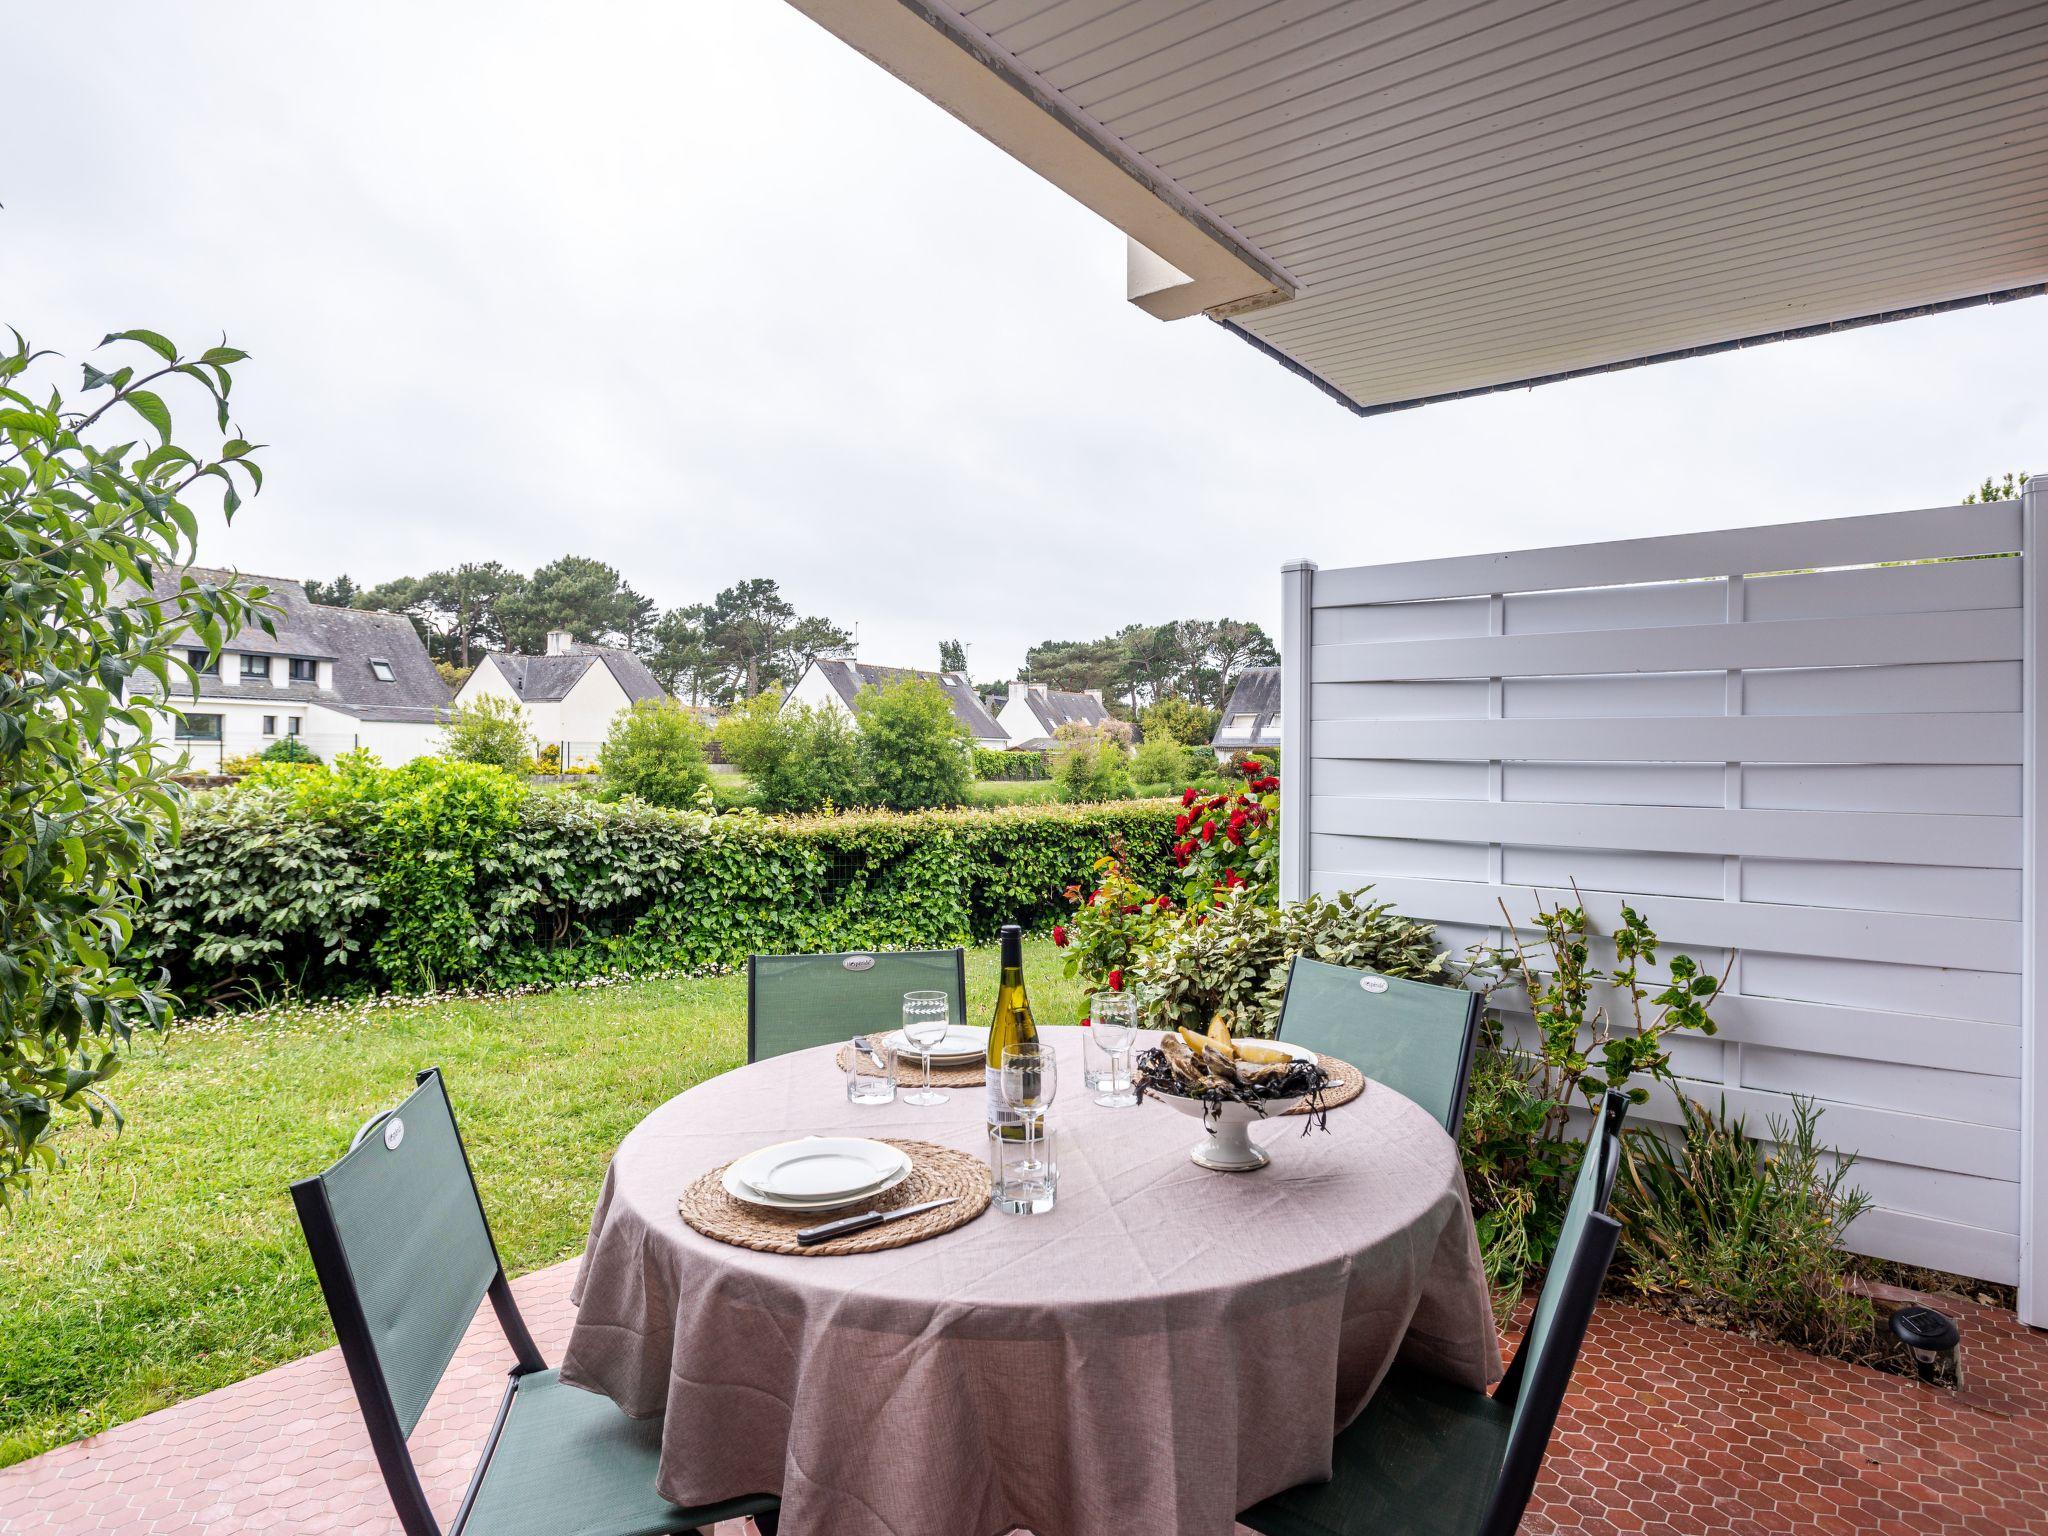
<box><xmin>781</xmin><ymin>0</ymin><xmax>2048</xmax><ymax>413</ymax></box>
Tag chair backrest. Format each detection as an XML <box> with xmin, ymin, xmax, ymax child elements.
<box><xmin>291</xmin><ymin>1070</ymin><xmax>542</xmax><ymax>1536</ymax></box>
<box><xmin>747</xmin><ymin>947</ymin><xmax>968</xmax><ymax>1062</ymax></box>
<box><xmin>1480</xmin><ymin>1091</ymin><xmax>1630</xmax><ymax>1536</ymax></box>
<box><xmin>1275</xmin><ymin>956</ymin><xmax>1484</xmax><ymax>1136</ymax></box>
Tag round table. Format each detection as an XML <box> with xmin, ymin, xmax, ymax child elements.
<box><xmin>559</xmin><ymin>1026</ymin><xmax>1500</xmax><ymax>1536</ymax></box>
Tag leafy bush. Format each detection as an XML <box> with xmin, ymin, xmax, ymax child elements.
<box><xmin>137</xmin><ymin>790</ymin><xmax>1179</xmax><ymax>1000</ymax></box>
<box><xmin>1127</xmin><ymin>886</ymin><xmax>1452</xmax><ymax>1034</ymax></box>
<box><xmin>599</xmin><ymin>698</ymin><xmax>711</xmax><ymax>808</ymax></box>
<box><xmin>717</xmin><ymin>691</ymin><xmax>867</xmax><ymax>812</ymax></box>
<box><xmin>1616</xmin><ymin>1094</ymin><xmax>1875</xmax><ymax>1359</ymax></box>
<box><xmin>530</xmin><ymin>742</ymin><xmax>561</xmax><ymax>774</ymax></box>
<box><xmin>0</xmin><ymin>326</ymin><xmax>266</xmax><ymax>1196</ymax></box>
<box><xmin>1052</xmin><ymin>721</ymin><xmax>1135</xmax><ymax>803</ymax></box>
<box><xmin>1168</xmin><ymin>754</ymin><xmax>1279</xmax><ymax>905</ymax></box>
<box><xmin>260</xmin><ymin>736</ymin><xmax>321</xmax><ymax>765</ymax></box>
<box><xmin>973</xmin><ymin>747</ymin><xmax>1049</xmax><ymax>781</ymax></box>
<box><xmin>856</xmin><ymin>677</ymin><xmax>973</xmax><ymax>811</ymax></box>
<box><xmin>1139</xmin><ymin>696</ymin><xmax>1220</xmax><ymax>747</ymax></box>
<box><xmin>1131</xmin><ymin>736</ymin><xmax>1208</xmax><ymax>788</ymax></box>
<box><xmin>439</xmin><ymin>693</ymin><xmax>529</xmax><ymax>771</ymax></box>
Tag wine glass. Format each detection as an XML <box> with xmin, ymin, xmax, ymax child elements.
<box><xmin>1090</xmin><ymin>992</ymin><xmax>1139</xmax><ymax>1107</ymax></box>
<box><xmin>1000</xmin><ymin>1041</ymin><xmax>1058</xmax><ymax>1171</ymax></box>
<box><xmin>899</xmin><ymin>990</ymin><xmax>951</xmax><ymax>1106</ymax></box>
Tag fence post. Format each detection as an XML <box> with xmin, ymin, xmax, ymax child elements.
<box><xmin>2022</xmin><ymin>473</ymin><xmax>2048</xmax><ymax>1328</ymax></box>
<box><xmin>1279</xmin><ymin>559</ymin><xmax>1316</xmax><ymax>905</ymax></box>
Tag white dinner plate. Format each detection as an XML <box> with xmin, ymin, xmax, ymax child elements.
<box><xmin>882</xmin><ymin>1025</ymin><xmax>989</xmax><ymax>1063</ymax></box>
<box><xmin>732</xmin><ymin>1137</ymin><xmax>910</xmax><ymax>1201</ymax></box>
<box><xmin>721</xmin><ymin>1157</ymin><xmax>913</xmax><ymax>1213</ymax></box>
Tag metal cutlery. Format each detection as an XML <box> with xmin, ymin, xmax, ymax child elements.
<box><xmin>797</xmin><ymin>1197</ymin><xmax>956</xmax><ymax>1246</ymax></box>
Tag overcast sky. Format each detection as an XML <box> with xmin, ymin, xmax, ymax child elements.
<box><xmin>6</xmin><ymin>2</ymin><xmax>2044</xmax><ymax>680</ymax></box>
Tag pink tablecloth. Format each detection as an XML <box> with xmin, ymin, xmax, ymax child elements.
<box><xmin>560</xmin><ymin>1026</ymin><xmax>1500</xmax><ymax>1536</ymax></box>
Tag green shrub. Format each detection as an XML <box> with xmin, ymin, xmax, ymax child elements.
<box><xmin>1168</xmin><ymin>754</ymin><xmax>1279</xmax><ymax>905</ymax></box>
<box><xmin>973</xmin><ymin>747</ymin><xmax>1049</xmax><ymax>781</ymax></box>
<box><xmin>717</xmin><ymin>692</ymin><xmax>866</xmax><ymax>812</ymax></box>
<box><xmin>1138</xmin><ymin>696</ymin><xmax>1220</xmax><ymax>747</ymax></box>
<box><xmin>439</xmin><ymin>693</ymin><xmax>529</xmax><ymax>772</ymax></box>
<box><xmin>1130</xmin><ymin>736</ymin><xmax>1201</xmax><ymax>788</ymax></box>
<box><xmin>260</xmin><ymin>736</ymin><xmax>321</xmax><ymax>765</ymax></box>
<box><xmin>136</xmin><ymin>790</ymin><xmax>1179</xmax><ymax>1000</ymax></box>
<box><xmin>599</xmin><ymin>698</ymin><xmax>711</xmax><ymax>808</ymax></box>
<box><xmin>856</xmin><ymin>677</ymin><xmax>973</xmax><ymax>811</ymax></box>
<box><xmin>1052</xmin><ymin>721</ymin><xmax>1135</xmax><ymax>803</ymax></box>
<box><xmin>1616</xmin><ymin>1094</ymin><xmax>1875</xmax><ymax>1359</ymax></box>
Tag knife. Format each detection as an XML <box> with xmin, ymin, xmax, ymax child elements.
<box><xmin>851</xmin><ymin>1035</ymin><xmax>890</xmax><ymax>1071</ymax></box>
<box><xmin>797</xmin><ymin>1197</ymin><xmax>956</xmax><ymax>1246</ymax></box>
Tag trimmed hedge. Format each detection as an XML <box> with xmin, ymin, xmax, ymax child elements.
<box><xmin>140</xmin><ymin>775</ymin><xmax>1178</xmax><ymax>1002</ymax></box>
<box><xmin>973</xmin><ymin>747</ymin><xmax>1050</xmax><ymax>781</ymax></box>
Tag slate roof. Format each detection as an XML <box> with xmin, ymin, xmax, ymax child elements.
<box><xmin>1017</xmin><ymin>685</ymin><xmax>1110</xmax><ymax>735</ymax></box>
<box><xmin>480</xmin><ymin>643</ymin><xmax>668</xmax><ymax>705</ymax></box>
<box><xmin>1210</xmin><ymin>665</ymin><xmax>1282</xmax><ymax>751</ymax></box>
<box><xmin>809</xmin><ymin>660</ymin><xmax>1007</xmax><ymax>741</ymax></box>
<box><xmin>135</xmin><ymin>568</ymin><xmax>452</xmax><ymax>724</ymax></box>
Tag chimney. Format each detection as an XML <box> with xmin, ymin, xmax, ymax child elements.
<box><xmin>545</xmin><ymin>629</ymin><xmax>573</xmax><ymax>656</ymax></box>
<box><xmin>1086</xmin><ymin>688</ymin><xmax>1103</xmax><ymax>702</ymax></box>
<box><xmin>1028</xmin><ymin>682</ymin><xmax>1049</xmax><ymax>697</ymax></box>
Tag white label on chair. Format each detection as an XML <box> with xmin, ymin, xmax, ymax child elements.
<box><xmin>384</xmin><ymin>1118</ymin><xmax>406</xmax><ymax>1150</ymax></box>
<box><xmin>843</xmin><ymin>955</ymin><xmax>876</xmax><ymax>972</ymax></box>
<box><xmin>1360</xmin><ymin>975</ymin><xmax>1389</xmax><ymax>993</ymax></box>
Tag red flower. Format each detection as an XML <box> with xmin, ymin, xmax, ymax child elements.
<box><xmin>1052</xmin><ymin>924</ymin><xmax>1068</xmax><ymax>947</ymax></box>
<box><xmin>1173</xmin><ymin>839</ymin><xmax>1195</xmax><ymax>865</ymax></box>
<box><xmin>1181</xmin><ymin>787</ymin><xmax>1199</xmax><ymax>807</ymax></box>
<box><xmin>1108</xmin><ymin>968</ymin><xmax>1124</xmax><ymax>991</ymax></box>
<box><xmin>1199</xmin><ymin>819</ymin><xmax>1217</xmax><ymax>844</ymax></box>
<box><xmin>1240</xmin><ymin>758</ymin><xmax>1263</xmax><ymax>776</ymax></box>
<box><xmin>1226</xmin><ymin>825</ymin><xmax>1245</xmax><ymax>846</ymax></box>
<box><xmin>1221</xmin><ymin>869</ymin><xmax>1245</xmax><ymax>889</ymax></box>
<box><xmin>1174</xmin><ymin>812</ymin><xmax>1192</xmax><ymax>835</ymax></box>
<box><xmin>1254</xmin><ymin>775</ymin><xmax>1280</xmax><ymax>793</ymax></box>
<box><xmin>1122</xmin><ymin>904</ymin><xmax>1140</xmax><ymax>915</ymax></box>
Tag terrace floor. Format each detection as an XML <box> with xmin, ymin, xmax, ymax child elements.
<box><xmin>4</xmin><ymin>1259</ymin><xmax>2044</xmax><ymax>1536</ymax></box>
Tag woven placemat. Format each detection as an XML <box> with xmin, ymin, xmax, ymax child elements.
<box><xmin>835</xmin><ymin>1042</ymin><xmax>986</xmax><ymax>1087</ymax></box>
<box><xmin>679</xmin><ymin>1138</ymin><xmax>991</xmax><ymax>1256</ymax></box>
<box><xmin>1284</xmin><ymin>1053</ymin><xmax>1366</xmax><ymax>1115</ymax></box>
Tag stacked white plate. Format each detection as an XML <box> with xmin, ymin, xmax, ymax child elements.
<box><xmin>880</xmin><ymin>1024</ymin><xmax>989</xmax><ymax>1064</ymax></box>
<box><xmin>723</xmin><ymin>1137</ymin><xmax>913</xmax><ymax>1212</ymax></box>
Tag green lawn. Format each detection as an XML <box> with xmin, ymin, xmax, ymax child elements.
<box><xmin>967</xmin><ymin>777</ymin><xmax>1059</xmax><ymax>805</ymax></box>
<box><xmin>0</xmin><ymin>938</ymin><xmax>1085</xmax><ymax>1467</ymax></box>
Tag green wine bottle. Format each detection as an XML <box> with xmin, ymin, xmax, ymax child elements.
<box><xmin>986</xmin><ymin>923</ymin><xmax>1039</xmax><ymax>1140</ymax></box>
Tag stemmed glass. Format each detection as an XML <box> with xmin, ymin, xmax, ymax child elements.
<box><xmin>1090</xmin><ymin>992</ymin><xmax>1139</xmax><ymax>1107</ymax></box>
<box><xmin>899</xmin><ymin>990</ymin><xmax>951</xmax><ymax>1106</ymax></box>
<box><xmin>1000</xmin><ymin>1041</ymin><xmax>1058</xmax><ymax>1171</ymax></box>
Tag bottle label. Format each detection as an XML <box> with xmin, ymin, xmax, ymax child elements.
<box><xmin>987</xmin><ymin>1077</ymin><xmax>1019</xmax><ymax>1134</ymax></box>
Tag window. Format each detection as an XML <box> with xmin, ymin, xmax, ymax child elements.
<box><xmin>1229</xmin><ymin>713</ymin><xmax>1260</xmax><ymax>730</ymax></box>
<box><xmin>288</xmin><ymin>657</ymin><xmax>317</xmax><ymax>683</ymax></box>
<box><xmin>368</xmin><ymin>658</ymin><xmax>396</xmax><ymax>683</ymax></box>
<box><xmin>187</xmin><ymin>649</ymin><xmax>219</xmax><ymax>678</ymax></box>
<box><xmin>241</xmin><ymin>654</ymin><xmax>271</xmax><ymax>681</ymax></box>
<box><xmin>287</xmin><ymin>717</ymin><xmax>302</xmax><ymax>736</ymax></box>
<box><xmin>175</xmin><ymin>713</ymin><xmax>223</xmax><ymax>741</ymax></box>
<box><xmin>262</xmin><ymin>715</ymin><xmax>276</xmax><ymax>736</ymax></box>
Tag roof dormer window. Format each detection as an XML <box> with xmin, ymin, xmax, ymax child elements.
<box><xmin>368</xmin><ymin>658</ymin><xmax>396</xmax><ymax>683</ymax></box>
<box><xmin>241</xmin><ymin>654</ymin><xmax>271</xmax><ymax>680</ymax></box>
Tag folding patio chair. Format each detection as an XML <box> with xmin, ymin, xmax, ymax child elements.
<box><xmin>1275</xmin><ymin>956</ymin><xmax>1485</xmax><ymax>1137</ymax></box>
<box><xmin>1237</xmin><ymin>1091</ymin><xmax>1631</xmax><ymax>1536</ymax></box>
<box><xmin>290</xmin><ymin>1069</ymin><xmax>780</xmax><ymax>1536</ymax></box>
<box><xmin>747</xmin><ymin>947</ymin><xmax>968</xmax><ymax>1063</ymax></box>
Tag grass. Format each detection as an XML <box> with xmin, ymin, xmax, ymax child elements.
<box><xmin>0</xmin><ymin>937</ymin><xmax>1085</xmax><ymax>1468</ymax></box>
<box><xmin>967</xmin><ymin>777</ymin><xmax>1058</xmax><ymax>805</ymax></box>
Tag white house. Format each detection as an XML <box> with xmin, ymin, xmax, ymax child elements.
<box><xmin>1210</xmin><ymin>666</ymin><xmax>1279</xmax><ymax>763</ymax></box>
<box><xmin>784</xmin><ymin>659</ymin><xmax>1008</xmax><ymax>749</ymax></box>
<box><xmin>132</xmin><ymin>569</ymin><xmax>451</xmax><ymax>767</ymax></box>
<box><xmin>996</xmin><ymin>682</ymin><xmax>1110</xmax><ymax>752</ymax></box>
<box><xmin>457</xmin><ymin>631</ymin><xmax>668</xmax><ymax>766</ymax></box>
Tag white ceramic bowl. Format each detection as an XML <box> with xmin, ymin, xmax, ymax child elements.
<box><xmin>1147</xmin><ymin>1081</ymin><xmax>1311</xmax><ymax>1171</ymax></box>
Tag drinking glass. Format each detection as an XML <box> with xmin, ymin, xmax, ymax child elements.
<box><xmin>1000</xmin><ymin>1041</ymin><xmax>1058</xmax><ymax>1173</ymax></box>
<box><xmin>900</xmin><ymin>990</ymin><xmax>951</xmax><ymax>1107</ymax></box>
<box><xmin>989</xmin><ymin>1119</ymin><xmax>1057</xmax><ymax>1215</ymax></box>
<box><xmin>1090</xmin><ymin>992</ymin><xmax>1140</xmax><ymax>1107</ymax></box>
<box><xmin>845</xmin><ymin>1032</ymin><xmax>897</xmax><ymax>1105</ymax></box>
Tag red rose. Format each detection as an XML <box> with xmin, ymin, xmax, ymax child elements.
<box><xmin>1222</xmin><ymin>869</ymin><xmax>1245</xmax><ymax>889</ymax></box>
<box><xmin>1122</xmin><ymin>904</ymin><xmax>1140</xmax><ymax>915</ymax></box>
<box><xmin>1226</xmin><ymin>825</ymin><xmax>1245</xmax><ymax>846</ymax></box>
<box><xmin>1052</xmin><ymin>924</ymin><xmax>1068</xmax><ymax>947</ymax></box>
<box><xmin>1108</xmin><ymin>968</ymin><xmax>1124</xmax><ymax>991</ymax></box>
<box><xmin>1174</xmin><ymin>812</ymin><xmax>1192</xmax><ymax>834</ymax></box>
<box><xmin>1255</xmin><ymin>775</ymin><xmax>1280</xmax><ymax>792</ymax></box>
<box><xmin>1241</xmin><ymin>758</ymin><xmax>1263</xmax><ymax>776</ymax></box>
<box><xmin>1199</xmin><ymin>819</ymin><xmax>1217</xmax><ymax>843</ymax></box>
<box><xmin>1181</xmin><ymin>787</ymin><xmax>1199</xmax><ymax>807</ymax></box>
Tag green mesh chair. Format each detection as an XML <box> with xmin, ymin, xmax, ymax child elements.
<box><xmin>1275</xmin><ymin>956</ymin><xmax>1484</xmax><ymax>1138</ymax></box>
<box><xmin>1237</xmin><ymin>1091</ymin><xmax>1631</xmax><ymax>1536</ymax></box>
<box><xmin>290</xmin><ymin>1070</ymin><xmax>780</xmax><ymax>1536</ymax></box>
<box><xmin>747</xmin><ymin>947</ymin><xmax>968</xmax><ymax>1063</ymax></box>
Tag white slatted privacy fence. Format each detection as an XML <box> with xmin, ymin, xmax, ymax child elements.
<box><xmin>1280</xmin><ymin>484</ymin><xmax>2048</xmax><ymax>1326</ymax></box>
